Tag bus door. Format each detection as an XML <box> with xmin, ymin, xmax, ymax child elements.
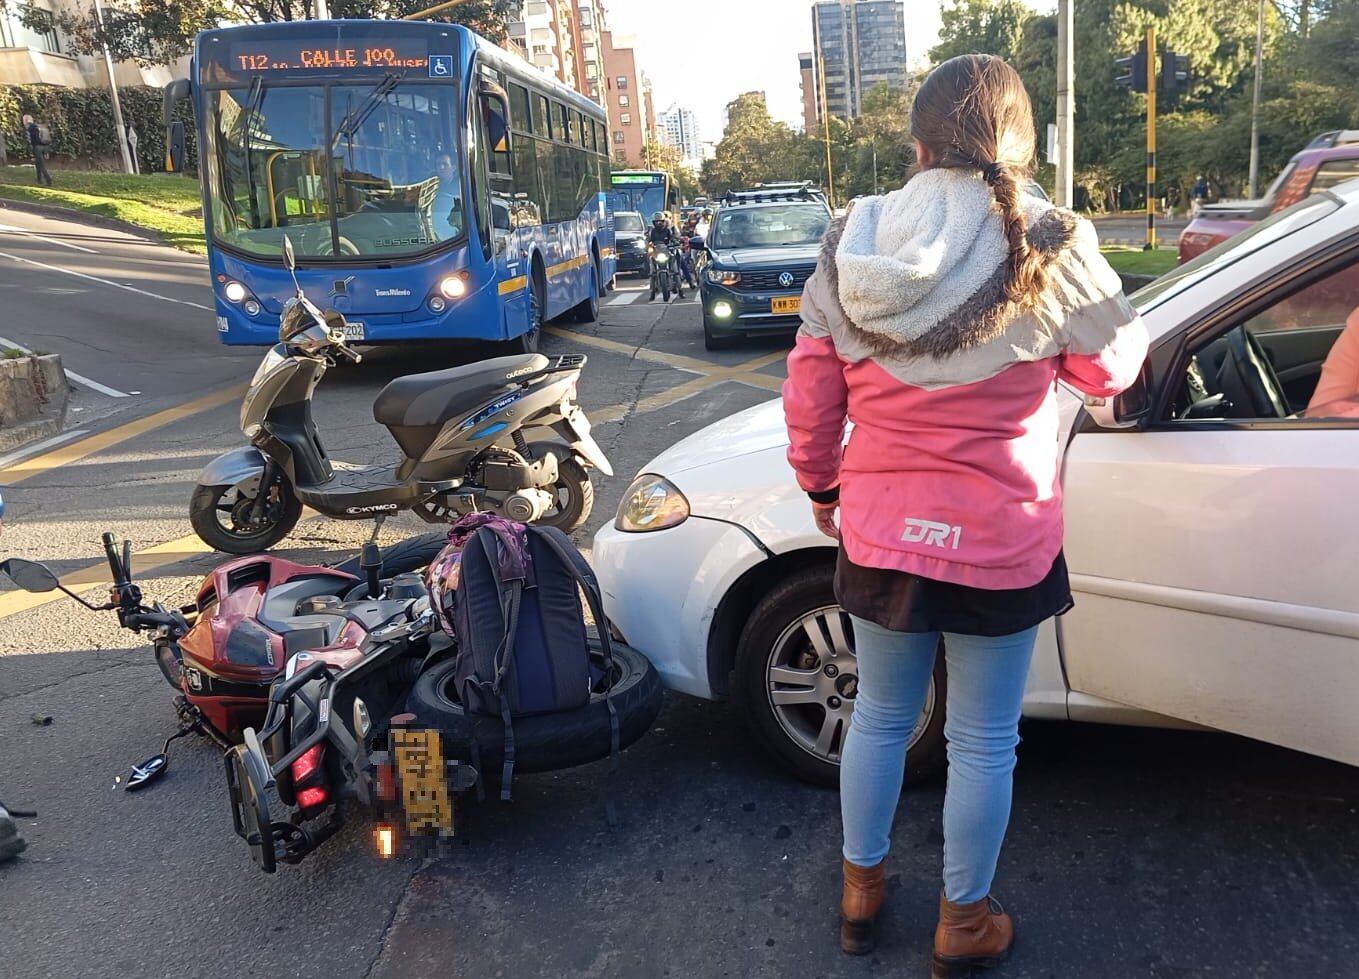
<box><xmin>474</xmin><ymin>70</ymin><xmax>529</xmax><ymax>337</ymax></box>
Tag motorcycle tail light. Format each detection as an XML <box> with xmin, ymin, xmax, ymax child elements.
<box><xmin>296</xmin><ymin>786</ymin><xmax>327</xmax><ymax>809</ymax></box>
<box><xmin>292</xmin><ymin>744</ymin><xmax>323</xmax><ymax>783</ymax></box>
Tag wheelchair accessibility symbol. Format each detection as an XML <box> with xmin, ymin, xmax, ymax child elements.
<box><xmin>429</xmin><ymin>55</ymin><xmax>454</xmax><ymax>78</ymax></box>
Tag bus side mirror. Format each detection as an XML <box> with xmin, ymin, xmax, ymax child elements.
<box><xmin>166</xmin><ymin>121</ymin><xmax>187</xmax><ymax>174</ymax></box>
<box><xmin>477</xmin><ymin>77</ymin><xmax>513</xmax><ymax>156</ymax></box>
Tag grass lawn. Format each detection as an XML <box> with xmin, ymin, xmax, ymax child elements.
<box><xmin>1101</xmin><ymin>245</ymin><xmax>1179</xmax><ymax>278</ymax></box>
<box><xmin>0</xmin><ymin>166</ymin><xmax>205</xmax><ymax>253</ymax></box>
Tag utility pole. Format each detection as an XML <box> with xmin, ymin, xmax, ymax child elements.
<box><xmin>1055</xmin><ymin>0</ymin><xmax>1073</xmax><ymax>208</ymax></box>
<box><xmin>92</xmin><ymin>0</ymin><xmax>133</xmax><ymax>174</ymax></box>
<box><xmin>1248</xmin><ymin>0</ymin><xmax>1265</xmax><ymax>198</ymax></box>
<box><xmin>1145</xmin><ymin>26</ymin><xmax>1157</xmax><ymax>249</ymax></box>
<box><xmin>817</xmin><ymin>51</ymin><xmax>836</xmax><ymax>208</ymax></box>
<box><xmin>314</xmin><ymin>0</ymin><xmax>329</xmax><ymax>17</ymax></box>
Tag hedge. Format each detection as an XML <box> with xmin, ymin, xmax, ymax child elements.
<box><xmin>1</xmin><ymin>84</ymin><xmax>196</xmax><ymax>173</ymax></box>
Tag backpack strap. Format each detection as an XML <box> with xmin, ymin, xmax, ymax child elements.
<box><xmin>528</xmin><ymin>526</ymin><xmax>620</xmax><ymax>824</ymax></box>
<box><xmin>488</xmin><ymin>560</ymin><xmax>523</xmax><ymax>802</ymax></box>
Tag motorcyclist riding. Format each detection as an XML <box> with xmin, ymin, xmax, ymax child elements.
<box><xmin>648</xmin><ymin>211</ymin><xmax>678</xmax><ymax>248</ymax></box>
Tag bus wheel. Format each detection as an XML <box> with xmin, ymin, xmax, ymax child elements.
<box><xmin>513</xmin><ymin>273</ymin><xmax>544</xmax><ymax>353</ymax></box>
<box><xmin>570</xmin><ymin>265</ymin><xmax>599</xmax><ymax>324</ymax></box>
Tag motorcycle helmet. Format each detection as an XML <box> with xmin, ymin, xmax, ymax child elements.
<box><xmin>651</xmin><ymin>211</ymin><xmax>667</xmax><ymax>226</ymax></box>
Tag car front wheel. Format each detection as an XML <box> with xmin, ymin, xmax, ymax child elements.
<box><xmin>733</xmin><ymin>564</ymin><xmax>947</xmax><ymax>788</ymax></box>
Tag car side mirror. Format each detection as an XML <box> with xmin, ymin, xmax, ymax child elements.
<box><xmin>1085</xmin><ymin>363</ymin><xmax>1152</xmax><ymax>430</ymax></box>
<box><xmin>688</xmin><ymin>235</ymin><xmax>705</xmax><ymax>251</ymax></box>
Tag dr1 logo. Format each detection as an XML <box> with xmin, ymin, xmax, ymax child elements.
<box><xmin>429</xmin><ymin>54</ymin><xmax>454</xmax><ymax>78</ymax></box>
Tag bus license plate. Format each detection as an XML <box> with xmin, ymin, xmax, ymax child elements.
<box><xmin>392</xmin><ymin>729</ymin><xmax>454</xmax><ymax>835</ymax></box>
<box><xmin>341</xmin><ymin>321</ymin><xmax>366</xmax><ymax>341</ymax></box>
<box><xmin>771</xmin><ymin>297</ymin><xmax>801</xmax><ymax>315</ymax></box>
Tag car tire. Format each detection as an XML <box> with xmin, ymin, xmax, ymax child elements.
<box><xmin>405</xmin><ymin>641</ymin><xmax>664</xmax><ymax>774</ymax></box>
<box><xmin>703</xmin><ymin>317</ymin><xmax>737</xmax><ymax>351</ymax></box>
<box><xmin>733</xmin><ymin>563</ymin><xmax>947</xmax><ymax>788</ymax></box>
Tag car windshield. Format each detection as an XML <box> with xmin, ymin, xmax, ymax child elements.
<box><xmin>615</xmin><ymin>212</ymin><xmax>644</xmax><ymax>233</ymax></box>
<box><xmin>710</xmin><ymin>204</ymin><xmax>830</xmax><ymax>249</ymax></box>
<box><xmin>204</xmin><ymin>80</ymin><xmax>463</xmax><ymax>260</ymax></box>
<box><xmin>1131</xmin><ymin>192</ymin><xmax>1341</xmax><ymax>312</ymax></box>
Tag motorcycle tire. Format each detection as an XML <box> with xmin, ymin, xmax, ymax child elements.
<box><xmin>328</xmin><ymin>531</ymin><xmax>448</xmax><ymax>578</ymax></box>
<box><xmin>404</xmin><ymin>642</ymin><xmax>663</xmax><ymax>774</ymax></box>
<box><xmin>190</xmin><ymin>479</ymin><xmax>303</xmax><ymax>555</ymax></box>
<box><xmin>529</xmin><ymin>443</ymin><xmax>593</xmax><ymax>535</ymax></box>
<box><xmin>662</xmin><ymin>282</ymin><xmax>671</xmax><ymax>302</ymax></box>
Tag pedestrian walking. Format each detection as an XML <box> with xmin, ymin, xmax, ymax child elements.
<box><xmin>22</xmin><ymin>113</ymin><xmax>54</xmax><ymax>186</ymax></box>
<box><xmin>1191</xmin><ymin>174</ymin><xmax>1209</xmax><ymax>217</ymax></box>
<box><xmin>782</xmin><ymin>54</ymin><xmax>1148</xmax><ymax>975</ymax></box>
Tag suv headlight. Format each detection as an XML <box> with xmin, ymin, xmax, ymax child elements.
<box><xmin>706</xmin><ymin>267</ymin><xmax>740</xmax><ymax>286</ymax></box>
<box><xmin>615</xmin><ymin>474</ymin><xmax>690</xmax><ymax>533</ymax></box>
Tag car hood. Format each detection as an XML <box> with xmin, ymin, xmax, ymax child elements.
<box><xmin>644</xmin><ymin>399</ymin><xmax>790</xmax><ymax>477</ymax></box>
<box><xmin>711</xmin><ymin>244</ymin><xmax>820</xmax><ymax>268</ymax></box>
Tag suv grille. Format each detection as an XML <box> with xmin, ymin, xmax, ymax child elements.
<box><xmin>737</xmin><ymin>267</ymin><xmax>816</xmax><ymax>292</ymax></box>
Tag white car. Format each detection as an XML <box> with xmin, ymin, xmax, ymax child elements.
<box><xmin>593</xmin><ymin>180</ymin><xmax>1359</xmax><ymax>786</ymax></box>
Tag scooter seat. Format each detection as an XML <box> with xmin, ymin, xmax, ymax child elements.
<box><xmin>373</xmin><ymin>354</ymin><xmax>549</xmax><ymax>429</ymax></box>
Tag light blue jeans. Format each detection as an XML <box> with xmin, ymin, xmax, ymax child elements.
<box><xmin>840</xmin><ymin>616</ymin><xmax>1038</xmax><ymax>904</ymax></box>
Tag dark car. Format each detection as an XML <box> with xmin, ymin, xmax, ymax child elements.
<box><xmin>614</xmin><ymin>211</ymin><xmax>649</xmax><ymax>275</ymax></box>
<box><xmin>697</xmin><ymin>190</ymin><xmax>831</xmax><ymax>350</ymax></box>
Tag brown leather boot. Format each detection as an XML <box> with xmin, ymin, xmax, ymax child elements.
<box><xmin>931</xmin><ymin>894</ymin><xmax>1014</xmax><ymax>977</ymax></box>
<box><xmin>839</xmin><ymin>858</ymin><xmax>886</xmax><ymax>955</ymax></box>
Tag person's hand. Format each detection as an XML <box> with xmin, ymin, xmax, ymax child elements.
<box><xmin>812</xmin><ymin>501</ymin><xmax>839</xmax><ymax>540</ymax></box>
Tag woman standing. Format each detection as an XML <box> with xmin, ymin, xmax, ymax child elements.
<box><xmin>783</xmin><ymin>55</ymin><xmax>1148</xmax><ymax>975</ymax></box>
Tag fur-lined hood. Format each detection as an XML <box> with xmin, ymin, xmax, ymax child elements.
<box><xmin>818</xmin><ymin>168</ymin><xmax>1079</xmax><ymax>359</ymax></box>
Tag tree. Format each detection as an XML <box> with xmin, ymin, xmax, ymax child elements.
<box><xmin>930</xmin><ymin>0</ymin><xmax>1030</xmax><ymax>64</ymax></box>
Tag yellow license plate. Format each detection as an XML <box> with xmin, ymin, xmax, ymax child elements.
<box><xmin>772</xmin><ymin>296</ymin><xmax>801</xmax><ymax>314</ymax></box>
<box><xmin>392</xmin><ymin>729</ymin><xmax>454</xmax><ymax>835</ymax></box>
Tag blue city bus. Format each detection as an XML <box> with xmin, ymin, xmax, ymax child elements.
<box><xmin>609</xmin><ymin>170</ymin><xmax>678</xmax><ymax>221</ymax></box>
<box><xmin>164</xmin><ymin>20</ymin><xmax>616</xmax><ymax>350</ymax></box>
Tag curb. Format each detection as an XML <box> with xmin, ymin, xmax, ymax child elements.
<box><xmin>0</xmin><ymin>353</ymin><xmax>70</xmax><ymax>455</ymax></box>
<box><xmin>0</xmin><ymin>196</ymin><xmax>159</xmax><ymax>243</ymax></box>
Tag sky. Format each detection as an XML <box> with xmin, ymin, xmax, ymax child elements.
<box><xmin>604</xmin><ymin>0</ymin><xmax>945</xmax><ymax>149</ymax></box>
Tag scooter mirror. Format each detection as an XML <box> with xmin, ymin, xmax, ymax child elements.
<box><xmin>0</xmin><ymin>558</ymin><xmax>60</xmax><ymax>593</ymax></box>
<box><xmin>124</xmin><ymin>753</ymin><xmax>168</xmax><ymax>792</ymax></box>
<box><xmin>281</xmin><ymin>234</ymin><xmax>296</xmax><ymax>273</ymax></box>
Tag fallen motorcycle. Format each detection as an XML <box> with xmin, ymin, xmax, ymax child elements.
<box><xmin>190</xmin><ymin>235</ymin><xmax>612</xmax><ymax>556</ymax></box>
<box><xmin>0</xmin><ymin>530</ymin><xmax>447</xmax><ymax>789</ymax></box>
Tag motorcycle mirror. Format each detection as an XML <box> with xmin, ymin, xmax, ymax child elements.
<box><xmin>281</xmin><ymin>234</ymin><xmax>296</xmax><ymax>272</ymax></box>
<box><xmin>0</xmin><ymin>558</ymin><xmax>60</xmax><ymax>593</ymax></box>
<box><xmin>123</xmin><ymin>753</ymin><xmax>168</xmax><ymax>792</ymax></box>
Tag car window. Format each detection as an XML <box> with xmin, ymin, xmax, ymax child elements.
<box><xmin>710</xmin><ymin>205</ymin><xmax>830</xmax><ymax>249</ymax></box>
<box><xmin>1132</xmin><ymin>192</ymin><xmax>1340</xmax><ymax>312</ymax></box>
<box><xmin>1310</xmin><ymin>158</ymin><xmax>1359</xmax><ymax>195</ymax></box>
<box><xmin>1164</xmin><ymin>251</ymin><xmax>1359</xmax><ymax>423</ymax></box>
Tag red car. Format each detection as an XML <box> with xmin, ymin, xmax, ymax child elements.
<box><xmin>1178</xmin><ymin>130</ymin><xmax>1359</xmax><ymax>263</ymax></box>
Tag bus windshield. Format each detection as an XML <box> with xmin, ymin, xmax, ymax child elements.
<box><xmin>204</xmin><ymin>79</ymin><xmax>464</xmax><ymax>260</ymax></box>
<box><xmin>610</xmin><ymin>174</ymin><xmax>667</xmax><ymax>218</ymax></box>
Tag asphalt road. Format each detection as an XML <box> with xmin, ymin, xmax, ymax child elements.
<box><xmin>2</xmin><ymin>209</ymin><xmax>1357</xmax><ymax>979</ymax></box>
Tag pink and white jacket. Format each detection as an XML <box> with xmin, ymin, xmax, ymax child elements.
<box><xmin>783</xmin><ymin>168</ymin><xmax>1149</xmax><ymax>590</ymax></box>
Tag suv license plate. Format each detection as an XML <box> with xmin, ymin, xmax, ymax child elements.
<box><xmin>392</xmin><ymin>729</ymin><xmax>454</xmax><ymax>834</ymax></box>
<box><xmin>341</xmin><ymin>321</ymin><xmax>366</xmax><ymax>341</ymax></box>
<box><xmin>771</xmin><ymin>297</ymin><xmax>801</xmax><ymax>314</ymax></box>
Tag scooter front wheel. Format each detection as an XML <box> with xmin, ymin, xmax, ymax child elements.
<box><xmin>190</xmin><ymin>478</ymin><xmax>303</xmax><ymax>555</ymax></box>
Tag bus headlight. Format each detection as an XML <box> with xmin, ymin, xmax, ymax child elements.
<box><xmin>243</xmin><ymin>299</ymin><xmax>262</xmax><ymax>317</ymax></box>
<box><xmin>428</xmin><ymin>296</ymin><xmax>447</xmax><ymax>313</ymax></box>
<box><xmin>223</xmin><ymin>280</ymin><xmax>247</xmax><ymax>303</ymax></box>
<box><xmin>706</xmin><ymin>268</ymin><xmax>740</xmax><ymax>286</ymax></box>
<box><xmin>615</xmin><ymin>474</ymin><xmax>689</xmax><ymax>533</ymax></box>
<box><xmin>439</xmin><ymin>275</ymin><xmax>468</xmax><ymax>299</ymax></box>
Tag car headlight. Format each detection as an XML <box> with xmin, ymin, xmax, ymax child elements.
<box><xmin>706</xmin><ymin>267</ymin><xmax>740</xmax><ymax>286</ymax></box>
<box><xmin>615</xmin><ymin>474</ymin><xmax>690</xmax><ymax>533</ymax></box>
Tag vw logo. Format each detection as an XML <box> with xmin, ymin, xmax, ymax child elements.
<box><xmin>778</xmin><ymin>271</ymin><xmax>795</xmax><ymax>288</ymax></box>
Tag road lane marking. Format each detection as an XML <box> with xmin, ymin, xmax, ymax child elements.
<box><xmin>0</xmin><ymin>335</ymin><xmax>130</xmax><ymax>398</ymax></box>
<box><xmin>546</xmin><ymin>326</ymin><xmax>722</xmax><ymax>375</ymax></box>
<box><xmin>0</xmin><ymin>222</ymin><xmax>98</xmax><ymax>253</ymax></box>
<box><xmin>602</xmin><ymin>291</ymin><xmax>635</xmax><ymax>306</ymax></box>
<box><xmin>0</xmin><ymin>248</ymin><xmax>213</xmax><ymax>312</ymax></box>
<box><xmin>0</xmin><ymin>429</ymin><xmax>89</xmax><ymax>470</ymax></box>
<box><xmin>0</xmin><ymin>382</ymin><xmax>247</xmax><ymax>485</ymax></box>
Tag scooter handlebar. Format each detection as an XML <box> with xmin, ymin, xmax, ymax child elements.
<box><xmin>102</xmin><ymin>531</ymin><xmax>129</xmax><ymax>586</ymax></box>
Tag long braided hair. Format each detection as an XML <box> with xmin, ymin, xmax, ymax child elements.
<box><xmin>909</xmin><ymin>54</ymin><xmax>1053</xmax><ymax>313</ymax></box>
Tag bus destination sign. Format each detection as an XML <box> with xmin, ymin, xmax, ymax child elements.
<box><xmin>227</xmin><ymin>38</ymin><xmax>430</xmax><ymax>73</ymax></box>
<box><xmin>611</xmin><ymin>174</ymin><xmax>663</xmax><ymax>185</ymax></box>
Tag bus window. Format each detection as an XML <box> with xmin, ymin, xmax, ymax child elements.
<box><xmin>558</xmin><ymin>103</ymin><xmax>574</xmax><ymax>144</ymax></box>
<box><xmin>481</xmin><ymin>92</ymin><xmax>512</xmax><ymax>180</ymax></box>
<box><xmin>595</xmin><ymin>121</ymin><xmax>607</xmax><ymax>154</ymax></box>
<box><xmin>508</xmin><ymin>82</ymin><xmax>531</xmax><ymax>134</ymax></box>
<box><xmin>533</xmin><ymin>93</ymin><xmax>551</xmax><ymax>139</ymax></box>
<box><xmin>577</xmin><ymin>111</ymin><xmax>590</xmax><ymax>149</ymax></box>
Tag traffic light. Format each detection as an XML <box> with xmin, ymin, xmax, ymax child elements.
<box><xmin>1115</xmin><ymin>43</ymin><xmax>1149</xmax><ymax>94</ymax></box>
<box><xmin>1159</xmin><ymin>49</ymin><xmax>1190</xmax><ymax>92</ymax></box>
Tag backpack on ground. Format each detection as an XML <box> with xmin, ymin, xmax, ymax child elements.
<box><xmin>33</xmin><ymin>124</ymin><xmax>51</xmax><ymax>146</ymax></box>
<box><xmin>451</xmin><ymin>521</ymin><xmax>618</xmax><ymax>800</ymax></box>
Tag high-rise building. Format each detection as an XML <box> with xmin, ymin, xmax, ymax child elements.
<box><xmin>570</xmin><ymin>0</ymin><xmax>608</xmax><ymax>104</ymax></box>
<box><xmin>601</xmin><ymin>28</ymin><xmax>656</xmax><ymax>166</ymax></box>
<box><xmin>798</xmin><ymin>51</ymin><xmax>818</xmax><ymax>132</ymax></box>
<box><xmin>505</xmin><ymin>0</ymin><xmax>583</xmax><ymax>90</ymax></box>
<box><xmin>658</xmin><ymin>104</ymin><xmax>701</xmax><ymax>163</ymax></box>
<box><xmin>810</xmin><ymin>0</ymin><xmax>907</xmax><ymax>122</ymax></box>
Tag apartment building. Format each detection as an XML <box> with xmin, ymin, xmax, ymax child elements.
<box><xmin>798</xmin><ymin>51</ymin><xmax>817</xmax><ymax>132</ymax></box>
<box><xmin>506</xmin><ymin>0</ymin><xmax>578</xmax><ymax>90</ymax></box>
<box><xmin>657</xmin><ymin>103</ymin><xmax>699</xmax><ymax>164</ymax></box>
<box><xmin>599</xmin><ymin>27</ymin><xmax>654</xmax><ymax>167</ymax></box>
<box><xmin>810</xmin><ymin>0</ymin><xmax>907</xmax><ymax>122</ymax></box>
<box><xmin>0</xmin><ymin>0</ymin><xmax>182</xmax><ymax>88</ymax></box>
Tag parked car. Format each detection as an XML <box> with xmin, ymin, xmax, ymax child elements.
<box><xmin>697</xmin><ymin>187</ymin><xmax>831</xmax><ymax>350</ymax></box>
<box><xmin>595</xmin><ymin>178</ymin><xmax>1359</xmax><ymax>786</ymax></box>
<box><xmin>1178</xmin><ymin>130</ymin><xmax>1359</xmax><ymax>263</ymax></box>
<box><xmin>613</xmin><ymin>211</ymin><xmax>649</xmax><ymax>276</ymax></box>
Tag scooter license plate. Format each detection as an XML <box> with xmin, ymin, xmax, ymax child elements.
<box><xmin>392</xmin><ymin>729</ymin><xmax>454</xmax><ymax>835</ymax></box>
<box><xmin>341</xmin><ymin>321</ymin><xmax>366</xmax><ymax>341</ymax></box>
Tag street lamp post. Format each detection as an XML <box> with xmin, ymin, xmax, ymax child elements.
<box><xmin>1055</xmin><ymin>0</ymin><xmax>1074</xmax><ymax>208</ymax></box>
<box><xmin>92</xmin><ymin>0</ymin><xmax>134</xmax><ymax>174</ymax></box>
<box><xmin>1248</xmin><ymin>0</ymin><xmax>1265</xmax><ymax>198</ymax></box>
